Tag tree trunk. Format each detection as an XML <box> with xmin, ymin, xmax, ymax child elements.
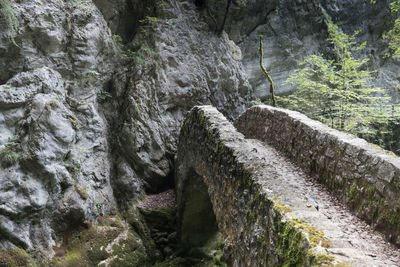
<box><xmin>259</xmin><ymin>35</ymin><xmax>276</xmax><ymax>107</ymax></box>
<box><xmin>219</xmin><ymin>0</ymin><xmax>232</xmax><ymax>35</ymax></box>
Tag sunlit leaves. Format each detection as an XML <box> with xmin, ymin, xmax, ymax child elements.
<box><xmin>280</xmin><ymin>21</ymin><xmax>391</xmax><ymax>134</ymax></box>
<box><xmin>381</xmin><ymin>0</ymin><xmax>400</xmax><ymax>57</ymax></box>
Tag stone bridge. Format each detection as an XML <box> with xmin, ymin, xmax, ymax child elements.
<box><xmin>175</xmin><ymin>105</ymin><xmax>400</xmax><ymax>266</ymax></box>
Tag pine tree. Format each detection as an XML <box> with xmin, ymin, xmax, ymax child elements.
<box><xmin>279</xmin><ymin>15</ymin><xmax>390</xmax><ymax>134</ymax></box>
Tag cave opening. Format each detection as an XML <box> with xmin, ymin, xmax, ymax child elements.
<box><xmin>195</xmin><ymin>0</ymin><xmax>205</xmax><ymax>8</ymax></box>
<box><xmin>147</xmin><ymin>169</ymin><xmax>176</xmax><ymax>195</ymax></box>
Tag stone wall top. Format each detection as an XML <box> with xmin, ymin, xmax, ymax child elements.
<box><xmin>175</xmin><ymin>105</ymin><xmax>400</xmax><ymax>266</ymax></box>
<box><xmin>235</xmin><ymin>105</ymin><xmax>400</xmax><ymax>246</ymax></box>
<box><xmin>176</xmin><ymin>106</ymin><xmax>314</xmax><ymax>266</ymax></box>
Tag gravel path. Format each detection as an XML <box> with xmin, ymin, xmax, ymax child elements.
<box><xmin>137</xmin><ymin>189</ymin><xmax>176</xmax><ymax>209</ymax></box>
<box><xmin>246</xmin><ymin>138</ymin><xmax>400</xmax><ymax>266</ymax></box>
<box><xmin>138</xmin><ymin>140</ymin><xmax>400</xmax><ymax>266</ymax></box>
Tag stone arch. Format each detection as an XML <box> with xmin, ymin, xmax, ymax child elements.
<box><xmin>177</xmin><ymin>167</ymin><xmax>218</xmax><ymax>248</ymax></box>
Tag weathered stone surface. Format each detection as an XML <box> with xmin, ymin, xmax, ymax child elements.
<box><xmin>1</xmin><ymin>0</ymin><xmax>117</xmax><ymax>83</ymax></box>
<box><xmin>236</xmin><ymin>105</ymin><xmax>400</xmax><ymax>247</ymax></box>
<box><xmin>176</xmin><ymin>106</ymin><xmax>314</xmax><ymax>266</ymax></box>
<box><xmin>0</xmin><ymin>0</ymin><xmax>119</xmax><ymax>258</ymax></box>
<box><xmin>0</xmin><ymin>0</ymin><xmax>254</xmax><ymax>259</ymax></box>
<box><xmin>0</xmin><ymin>67</ymin><xmax>117</xmax><ymax>258</ymax></box>
<box><xmin>107</xmin><ymin>0</ymin><xmax>253</xmax><ymax>191</ymax></box>
<box><xmin>204</xmin><ymin>0</ymin><xmax>400</xmax><ymax>99</ymax></box>
<box><xmin>176</xmin><ymin>105</ymin><xmax>400</xmax><ymax>266</ymax></box>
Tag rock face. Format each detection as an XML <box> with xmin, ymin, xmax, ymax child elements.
<box><xmin>104</xmin><ymin>0</ymin><xmax>252</xmax><ymax>193</ymax></box>
<box><xmin>0</xmin><ymin>0</ymin><xmax>253</xmax><ymax>259</ymax></box>
<box><xmin>1</xmin><ymin>0</ymin><xmax>399</xmax><ymax>263</ymax></box>
<box><xmin>0</xmin><ymin>0</ymin><xmax>118</xmax><ymax>258</ymax></box>
<box><xmin>205</xmin><ymin>0</ymin><xmax>399</xmax><ymax>98</ymax></box>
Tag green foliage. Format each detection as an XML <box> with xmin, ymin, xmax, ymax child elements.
<box><xmin>0</xmin><ymin>248</ymin><xmax>37</xmax><ymax>267</ymax></box>
<box><xmin>113</xmin><ymin>35</ymin><xmax>140</xmax><ymax>60</ymax></box>
<box><xmin>0</xmin><ymin>248</ymin><xmax>36</xmax><ymax>267</ymax></box>
<box><xmin>273</xmin><ymin>199</ymin><xmax>292</xmax><ymax>214</ymax></box>
<box><xmin>371</xmin><ymin>0</ymin><xmax>400</xmax><ymax>57</ymax></box>
<box><xmin>156</xmin><ymin>0</ymin><xmax>167</xmax><ymax>10</ymax></box>
<box><xmin>291</xmin><ymin>217</ymin><xmax>331</xmax><ymax>248</ymax></box>
<box><xmin>139</xmin><ymin>15</ymin><xmax>160</xmax><ymax>25</ymax></box>
<box><xmin>51</xmin><ymin>216</ymin><xmax>133</xmax><ymax>267</ymax></box>
<box><xmin>280</xmin><ymin>18</ymin><xmax>390</xmax><ymax>134</ymax></box>
<box><xmin>383</xmin><ymin>0</ymin><xmax>400</xmax><ymax>57</ymax></box>
<box><xmin>64</xmin><ymin>145</ymin><xmax>88</xmax><ymax>176</ymax></box>
<box><xmin>232</xmin><ymin>0</ymin><xmax>246</xmax><ymax>9</ymax></box>
<box><xmin>75</xmin><ymin>184</ymin><xmax>88</xmax><ymax>200</ymax></box>
<box><xmin>53</xmin><ymin>249</ymin><xmax>88</xmax><ymax>267</ymax></box>
<box><xmin>0</xmin><ymin>0</ymin><xmax>19</xmax><ymax>46</ymax></box>
<box><xmin>112</xmin><ymin>34</ymin><xmax>158</xmax><ymax>69</ymax></box>
<box><xmin>109</xmin><ymin>232</ymin><xmax>149</xmax><ymax>267</ymax></box>
<box><xmin>354</xmin><ymin>113</ymin><xmax>400</xmax><ymax>156</ymax></box>
<box><xmin>0</xmin><ymin>135</ymin><xmax>23</xmax><ymax>167</ymax></box>
<box><xmin>73</xmin><ymin>70</ymin><xmax>100</xmax><ymax>88</ymax></box>
<box><xmin>96</xmin><ymin>202</ymin><xmax>103</xmax><ymax>215</ymax></box>
<box><xmin>275</xmin><ymin>218</ymin><xmax>309</xmax><ymax>266</ymax></box>
<box><xmin>97</xmin><ymin>90</ymin><xmax>112</xmax><ymax>102</ymax></box>
<box><xmin>312</xmin><ymin>252</ymin><xmax>334</xmax><ymax>266</ymax></box>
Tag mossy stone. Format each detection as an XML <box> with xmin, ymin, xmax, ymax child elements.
<box><xmin>0</xmin><ymin>248</ymin><xmax>37</xmax><ymax>267</ymax></box>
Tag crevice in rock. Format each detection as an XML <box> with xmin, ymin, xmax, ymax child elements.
<box><xmin>145</xmin><ymin>155</ymin><xmax>176</xmax><ymax>195</ymax></box>
<box><xmin>195</xmin><ymin>0</ymin><xmax>206</xmax><ymax>8</ymax></box>
<box><xmin>236</xmin><ymin>7</ymin><xmax>277</xmax><ymax>45</ymax></box>
<box><xmin>93</xmin><ymin>0</ymin><xmax>161</xmax><ymax>44</ymax></box>
<box><xmin>0</xmin><ymin>226</ymin><xmax>29</xmax><ymax>250</ymax></box>
<box><xmin>146</xmin><ymin>169</ymin><xmax>176</xmax><ymax>195</ymax></box>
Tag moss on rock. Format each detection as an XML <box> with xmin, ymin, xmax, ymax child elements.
<box><xmin>108</xmin><ymin>231</ymin><xmax>149</xmax><ymax>267</ymax></box>
<box><xmin>273</xmin><ymin>199</ymin><xmax>293</xmax><ymax>214</ymax></box>
<box><xmin>312</xmin><ymin>252</ymin><xmax>334</xmax><ymax>266</ymax></box>
<box><xmin>0</xmin><ymin>248</ymin><xmax>37</xmax><ymax>267</ymax></box>
<box><xmin>276</xmin><ymin>218</ymin><xmax>310</xmax><ymax>267</ymax></box>
<box><xmin>51</xmin><ymin>216</ymin><xmax>132</xmax><ymax>267</ymax></box>
<box><xmin>52</xmin><ymin>249</ymin><xmax>89</xmax><ymax>267</ymax></box>
<box><xmin>291</xmin><ymin>217</ymin><xmax>332</xmax><ymax>248</ymax></box>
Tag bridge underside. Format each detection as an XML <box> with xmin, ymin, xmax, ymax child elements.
<box><xmin>178</xmin><ymin>168</ymin><xmax>218</xmax><ymax>248</ymax></box>
<box><xmin>175</xmin><ymin>105</ymin><xmax>400</xmax><ymax>266</ymax></box>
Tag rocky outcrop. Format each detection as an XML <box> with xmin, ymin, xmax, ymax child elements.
<box><xmin>236</xmin><ymin>105</ymin><xmax>400</xmax><ymax>246</ymax></box>
<box><xmin>0</xmin><ymin>0</ymin><xmax>118</xmax><ymax>257</ymax></box>
<box><xmin>204</xmin><ymin>0</ymin><xmax>399</xmax><ymax>98</ymax></box>
<box><xmin>105</xmin><ymin>0</ymin><xmax>252</xmax><ymax>194</ymax></box>
<box><xmin>3</xmin><ymin>0</ymin><xmax>398</xmax><ymax>263</ymax></box>
<box><xmin>0</xmin><ymin>0</ymin><xmax>253</xmax><ymax>260</ymax></box>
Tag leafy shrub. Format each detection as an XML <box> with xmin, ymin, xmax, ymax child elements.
<box><xmin>280</xmin><ymin>12</ymin><xmax>391</xmax><ymax>135</ymax></box>
<box><xmin>0</xmin><ymin>0</ymin><xmax>19</xmax><ymax>46</ymax></box>
<box><xmin>0</xmin><ymin>135</ymin><xmax>23</xmax><ymax>167</ymax></box>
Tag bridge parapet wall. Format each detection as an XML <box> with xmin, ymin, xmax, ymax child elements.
<box><xmin>236</xmin><ymin>105</ymin><xmax>400</xmax><ymax>246</ymax></box>
<box><xmin>175</xmin><ymin>106</ymin><xmax>314</xmax><ymax>266</ymax></box>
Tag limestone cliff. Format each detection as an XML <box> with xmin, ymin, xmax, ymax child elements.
<box><xmin>0</xmin><ymin>0</ymin><xmax>399</xmax><ymax>264</ymax></box>
<box><xmin>204</xmin><ymin>0</ymin><xmax>399</xmax><ymax>98</ymax></box>
<box><xmin>0</xmin><ymin>0</ymin><xmax>251</xmax><ymax>261</ymax></box>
